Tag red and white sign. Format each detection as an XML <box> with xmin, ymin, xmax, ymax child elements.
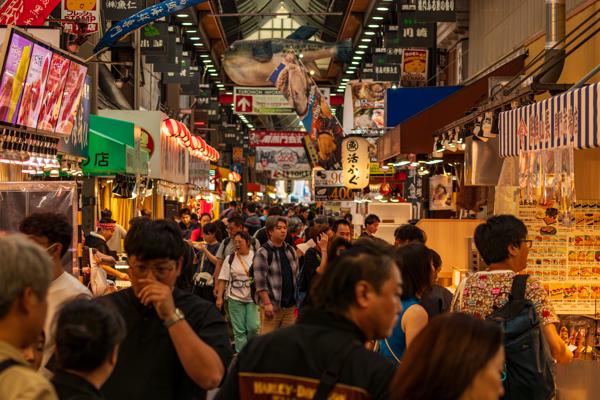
<box><xmin>249</xmin><ymin>130</ymin><xmax>305</xmax><ymax>147</ymax></box>
<box><xmin>0</xmin><ymin>0</ymin><xmax>60</xmax><ymax>26</ymax></box>
<box><xmin>235</xmin><ymin>95</ymin><xmax>253</xmax><ymax>113</ymax></box>
<box><xmin>61</xmin><ymin>0</ymin><xmax>100</xmax><ymax>34</ymax></box>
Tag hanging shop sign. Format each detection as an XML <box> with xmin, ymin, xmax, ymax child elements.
<box><xmin>403</xmin><ymin>168</ymin><xmax>425</xmax><ymax>205</ymax></box>
<box><xmin>232</xmin><ymin>147</ymin><xmax>244</xmax><ymax>163</ymax></box>
<box><xmin>94</xmin><ymin>0</ymin><xmax>209</xmax><ymax>53</ymax></box>
<box><xmin>58</xmin><ymin>76</ymin><xmax>91</xmax><ymax>159</ymax></box>
<box><xmin>249</xmin><ymin>130</ymin><xmax>305</xmax><ymax>147</ymax></box>
<box><xmin>255</xmin><ymin>147</ymin><xmax>310</xmax><ymax>171</ymax></box>
<box><xmin>312</xmin><ymin>171</ymin><xmax>354</xmax><ymax>201</ymax></box>
<box><xmin>140</xmin><ymin>22</ymin><xmax>169</xmax><ymax>54</ymax></box>
<box><xmin>313</xmin><ymin>170</ymin><xmax>344</xmax><ymax>187</ymax></box>
<box><xmin>234</xmin><ymin>87</ymin><xmax>330</xmax><ymax>115</ymax></box>
<box><xmin>182</xmin><ymin>66</ymin><xmax>202</xmax><ymax>96</ymax></box>
<box><xmin>271</xmin><ymin>170</ymin><xmax>311</xmax><ymax>179</ymax></box>
<box><xmin>429</xmin><ymin>175</ymin><xmax>454</xmax><ymax>210</ymax></box>
<box><xmin>400</xmin><ymin>0</ymin><xmax>456</xmax><ymax>22</ymax></box>
<box><xmin>152</xmin><ymin>44</ymin><xmax>182</xmax><ymax>73</ymax></box>
<box><xmin>350</xmin><ymin>82</ymin><xmax>391</xmax><ymax>137</ymax></box>
<box><xmin>387</xmin><ymin>22</ymin><xmax>436</xmax><ymax>49</ymax></box>
<box><xmin>61</xmin><ymin>0</ymin><xmax>100</xmax><ymax>35</ymax></box>
<box><xmin>401</xmin><ymin>49</ymin><xmax>428</xmax><ymax>87</ymax></box>
<box><xmin>82</xmin><ymin>132</ymin><xmax>127</xmax><ymax>175</ymax></box>
<box><xmin>162</xmin><ymin>52</ymin><xmax>191</xmax><ymax>84</ymax></box>
<box><xmin>221</xmin><ymin>125</ymin><xmax>243</xmax><ymax>145</ymax></box>
<box><xmin>341</xmin><ymin>137</ymin><xmax>370</xmax><ymax>189</ymax></box>
<box><xmin>0</xmin><ymin>28</ymin><xmax>88</xmax><ymax>139</ymax></box>
<box><xmin>102</xmin><ymin>0</ymin><xmax>144</xmax><ymax>21</ymax></box>
<box><xmin>499</xmin><ymin>82</ymin><xmax>600</xmax><ymax>157</ymax></box>
<box><xmin>371</xmin><ymin>51</ymin><xmax>401</xmax><ymax>83</ymax></box>
<box><xmin>0</xmin><ymin>0</ymin><xmax>60</xmax><ymax>26</ymax></box>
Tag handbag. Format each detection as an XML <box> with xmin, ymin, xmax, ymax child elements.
<box><xmin>193</xmin><ymin>252</ymin><xmax>214</xmax><ymax>288</ymax></box>
<box><xmin>229</xmin><ymin>253</ymin><xmax>252</xmax><ymax>300</ymax></box>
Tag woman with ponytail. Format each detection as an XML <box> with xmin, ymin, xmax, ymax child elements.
<box><xmin>51</xmin><ymin>298</ymin><xmax>125</xmax><ymax>399</ymax></box>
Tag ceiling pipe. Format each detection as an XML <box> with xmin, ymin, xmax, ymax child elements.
<box><xmin>535</xmin><ymin>0</ymin><xmax>566</xmax><ymax>84</ymax></box>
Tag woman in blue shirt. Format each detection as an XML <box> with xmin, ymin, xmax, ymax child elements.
<box><xmin>379</xmin><ymin>243</ymin><xmax>434</xmax><ymax>364</ymax></box>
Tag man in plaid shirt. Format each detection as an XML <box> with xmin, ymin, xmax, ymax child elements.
<box><xmin>253</xmin><ymin>216</ymin><xmax>299</xmax><ymax>333</ymax></box>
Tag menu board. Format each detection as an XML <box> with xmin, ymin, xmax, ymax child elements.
<box><xmin>16</xmin><ymin>44</ymin><xmax>52</xmax><ymax>128</ymax></box>
<box><xmin>0</xmin><ymin>33</ymin><xmax>33</xmax><ymax>124</ymax></box>
<box><xmin>0</xmin><ymin>28</ymin><xmax>87</xmax><ymax>137</ymax></box>
<box><xmin>519</xmin><ymin>201</ymin><xmax>600</xmax><ymax>314</ymax></box>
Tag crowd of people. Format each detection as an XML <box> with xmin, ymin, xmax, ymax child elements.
<box><xmin>0</xmin><ymin>201</ymin><xmax>573</xmax><ymax>400</ymax></box>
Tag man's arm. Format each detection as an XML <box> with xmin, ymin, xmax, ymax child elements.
<box><xmin>253</xmin><ymin>249</ymin><xmax>274</xmax><ymax>318</ymax></box>
<box><xmin>212</xmin><ymin>242</ymin><xmax>226</xmax><ymax>295</ymax></box>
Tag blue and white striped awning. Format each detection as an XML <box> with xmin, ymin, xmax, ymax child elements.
<box><xmin>499</xmin><ymin>82</ymin><xmax>599</xmax><ymax>157</ymax></box>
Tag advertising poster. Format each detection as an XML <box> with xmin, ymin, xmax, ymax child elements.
<box><xmin>0</xmin><ymin>33</ymin><xmax>32</xmax><ymax>124</ymax></box>
<box><xmin>401</xmin><ymin>49</ymin><xmax>428</xmax><ymax>87</ymax></box>
<box><xmin>249</xmin><ymin>130</ymin><xmax>305</xmax><ymax>147</ymax></box>
<box><xmin>59</xmin><ymin>76</ymin><xmax>91</xmax><ymax>159</ymax></box>
<box><xmin>55</xmin><ymin>62</ymin><xmax>87</xmax><ymax>135</ymax></box>
<box><xmin>0</xmin><ymin>0</ymin><xmax>60</xmax><ymax>26</ymax></box>
<box><xmin>37</xmin><ymin>53</ymin><xmax>71</xmax><ymax>132</ymax></box>
<box><xmin>429</xmin><ymin>175</ymin><xmax>454</xmax><ymax>210</ymax></box>
<box><xmin>341</xmin><ymin>137</ymin><xmax>370</xmax><ymax>189</ymax></box>
<box><xmin>62</xmin><ymin>0</ymin><xmax>100</xmax><ymax>34</ymax></box>
<box><xmin>255</xmin><ymin>147</ymin><xmax>310</xmax><ymax>171</ymax></box>
<box><xmin>16</xmin><ymin>44</ymin><xmax>52</xmax><ymax>129</ymax></box>
<box><xmin>351</xmin><ymin>82</ymin><xmax>391</xmax><ymax>136</ymax></box>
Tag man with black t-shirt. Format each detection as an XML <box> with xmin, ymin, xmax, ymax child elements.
<box><xmin>253</xmin><ymin>217</ymin><xmax>299</xmax><ymax>334</ymax></box>
<box><xmin>100</xmin><ymin>219</ymin><xmax>232</xmax><ymax>400</ymax></box>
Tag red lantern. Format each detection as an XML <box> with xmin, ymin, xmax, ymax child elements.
<box><xmin>161</xmin><ymin>119</ymin><xmax>178</xmax><ymax>137</ymax></box>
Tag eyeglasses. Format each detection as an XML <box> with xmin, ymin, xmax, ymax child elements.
<box><xmin>521</xmin><ymin>240</ymin><xmax>533</xmax><ymax>248</ymax></box>
<box><xmin>129</xmin><ymin>261</ymin><xmax>176</xmax><ymax>278</ymax></box>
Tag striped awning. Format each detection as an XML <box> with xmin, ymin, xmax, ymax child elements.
<box><xmin>499</xmin><ymin>82</ymin><xmax>599</xmax><ymax>157</ymax></box>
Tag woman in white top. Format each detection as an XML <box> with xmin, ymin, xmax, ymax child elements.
<box><xmin>216</xmin><ymin>231</ymin><xmax>259</xmax><ymax>353</ymax></box>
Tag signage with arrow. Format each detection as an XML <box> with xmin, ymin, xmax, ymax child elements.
<box><xmin>233</xmin><ymin>87</ymin><xmax>330</xmax><ymax>115</ymax></box>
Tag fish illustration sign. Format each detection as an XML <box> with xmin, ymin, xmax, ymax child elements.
<box><xmin>223</xmin><ymin>26</ymin><xmax>349</xmax><ymax>170</ymax></box>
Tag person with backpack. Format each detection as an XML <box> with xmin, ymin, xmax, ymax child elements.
<box><xmin>212</xmin><ymin>216</ymin><xmax>259</xmax><ymax>298</ymax></box>
<box><xmin>253</xmin><ymin>216</ymin><xmax>299</xmax><ymax>334</ymax></box>
<box><xmin>452</xmin><ymin>215</ymin><xmax>572</xmax><ymax>399</ymax></box>
<box><xmin>215</xmin><ymin>240</ymin><xmax>400</xmax><ymax>400</ymax></box>
<box><xmin>215</xmin><ymin>231</ymin><xmax>259</xmax><ymax>353</ymax></box>
<box><xmin>0</xmin><ymin>234</ymin><xmax>58</xmax><ymax>400</ymax></box>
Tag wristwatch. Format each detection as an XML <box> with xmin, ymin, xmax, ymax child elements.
<box><xmin>164</xmin><ymin>308</ymin><xmax>185</xmax><ymax>328</ymax></box>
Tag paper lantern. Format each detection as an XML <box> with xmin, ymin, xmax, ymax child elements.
<box><xmin>341</xmin><ymin>137</ymin><xmax>370</xmax><ymax>189</ymax></box>
<box><xmin>161</xmin><ymin>119</ymin><xmax>179</xmax><ymax>137</ymax></box>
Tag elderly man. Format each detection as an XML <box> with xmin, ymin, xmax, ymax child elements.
<box><xmin>100</xmin><ymin>218</ymin><xmax>232</xmax><ymax>400</ymax></box>
<box><xmin>0</xmin><ymin>234</ymin><xmax>58</xmax><ymax>400</ymax></box>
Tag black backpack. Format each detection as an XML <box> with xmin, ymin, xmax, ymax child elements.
<box><xmin>249</xmin><ymin>242</ymin><xmax>296</xmax><ymax>304</ymax></box>
<box><xmin>486</xmin><ymin>275</ymin><xmax>555</xmax><ymax>400</ymax></box>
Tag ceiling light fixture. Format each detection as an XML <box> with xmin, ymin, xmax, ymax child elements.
<box><xmin>361</xmin><ymin>37</ymin><xmax>372</xmax><ymax>42</ymax></box>
<box><xmin>177</xmin><ymin>13</ymin><xmax>189</xmax><ymax>18</ymax></box>
<box><xmin>368</xmin><ymin>24</ymin><xmax>379</xmax><ymax>28</ymax></box>
<box><xmin>200</xmin><ymin>54</ymin><xmax>209</xmax><ymax>58</ymax></box>
<box><xmin>351</xmin><ymin>61</ymin><xmax>360</xmax><ymax>65</ymax></box>
<box><xmin>372</xmin><ymin>16</ymin><xmax>384</xmax><ymax>20</ymax></box>
<box><xmin>193</xmin><ymin>43</ymin><xmax>202</xmax><ymax>47</ymax></box>
<box><xmin>210</xmin><ymin>73</ymin><xmax>218</xmax><ymax>77</ymax></box>
<box><xmin>364</xmin><ymin>31</ymin><xmax>376</xmax><ymax>36</ymax></box>
<box><xmin>376</xmin><ymin>7</ymin><xmax>388</xmax><ymax>11</ymax></box>
<box><xmin>186</xmin><ymin>29</ymin><xmax>197</xmax><ymax>33</ymax></box>
<box><xmin>341</xmin><ymin>78</ymin><xmax>349</xmax><ymax>82</ymax></box>
<box><xmin>355</xmin><ymin>50</ymin><xmax>365</xmax><ymax>54</ymax></box>
<box><xmin>190</xmin><ymin>36</ymin><xmax>200</xmax><ymax>40</ymax></box>
<box><xmin>353</xmin><ymin>55</ymin><xmax>362</xmax><ymax>60</ymax></box>
<box><xmin>181</xmin><ymin>22</ymin><xmax>193</xmax><ymax>26</ymax></box>
<box><xmin>358</xmin><ymin>44</ymin><xmax>369</xmax><ymax>49</ymax></box>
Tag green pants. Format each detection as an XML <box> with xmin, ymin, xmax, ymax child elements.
<box><xmin>227</xmin><ymin>298</ymin><xmax>260</xmax><ymax>353</ymax></box>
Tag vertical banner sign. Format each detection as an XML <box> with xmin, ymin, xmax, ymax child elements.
<box><xmin>0</xmin><ymin>0</ymin><xmax>60</xmax><ymax>26</ymax></box>
<box><xmin>62</xmin><ymin>0</ymin><xmax>100</xmax><ymax>34</ymax></box>
<box><xmin>401</xmin><ymin>49</ymin><xmax>428</xmax><ymax>87</ymax></box>
<box><xmin>342</xmin><ymin>137</ymin><xmax>370</xmax><ymax>189</ymax></box>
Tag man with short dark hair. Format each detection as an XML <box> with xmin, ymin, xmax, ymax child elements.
<box><xmin>178</xmin><ymin>208</ymin><xmax>197</xmax><ymax>240</ymax></box>
<box><xmin>0</xmin><ymin>234</ymin><xmax>58</xmax><ymax>400</ymax></box>
<box><xmin>253</xmin><ymin>217</ymin><xmax>299</xmax><ymax>333</ymax></box>
<box><xmin>216</xmin><ymin>241</ymin><xmax>401</xmax><ymax>400</ymax></box>
<box><xmin>85</xmin><ymin>217</ymin><xmax>116</xmax><ymax>257</ymax></box>
<box><xmin>361</xmin><ymin>214</ymin><xmax>380</xmax><ymax>237</ymax></box>
<box><xmin>333</xmin><ymin>219</ymin><xmax>352</xmax><ymax>241</ymax></box>
<box><xmin>100</xmin><ymin>219</ymin><xmax>233</xmax><ymax>400</ymax></box>
<box><xmin>221</xmin><ymin>201</ymin><xmax>238</xmax><ymax>221</ymax></box>
<box><xmin>244</xmin><ymin>203</ymin><xmax>261</xmax><ymax>236</ymax></box>
<box><xmin>394</xmin><ymin>224</ymin><xmax>427</xmax><ymax>247</ymax></box>
<box><xmin>19</xmin><ymin>213</ymin><xmax>91</xmax><ymax>374</ymax></box>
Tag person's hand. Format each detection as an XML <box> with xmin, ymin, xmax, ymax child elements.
<box><xmin>216</xmin><ymin>297</ymin><xmax>223</xmax><ymax>311</ymax></box>
<box><xmin>262</xmin><ymin>303</ymin><xmax>274</xmax><ymax>319</ymax></box>
<box><xmin>137</xmin><ymin>279</ymin><xmax>176</xmax><ymax>320</ymax></box>
<box><xmin>212</xmin><ymin>284</ymin><xmax>219</xmax><ymax>298</ymax></box>
<box><xmin>317</xmin><ymin>233</ymin><xmax>329</xmax><ymax>253</ymax></box>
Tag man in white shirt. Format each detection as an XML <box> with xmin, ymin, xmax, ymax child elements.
<box><xmin>102</xmin><ymin>209</ymin><xmax>127</xmax><ymax>254</ymax></box>
<box><xmin>19</xmin><ymin>213</ymin><xmax>92</xmax><ymax>375</ymax></box>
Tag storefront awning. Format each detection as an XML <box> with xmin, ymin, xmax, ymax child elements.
<box><xmin>385</xmin><ymin>86</ymin><xmax>463</xmax><ymax>127</ymax></box>
<box><xmin>499</xmin><ymin>82</ymin><xmax>599</xmax><ymax>157</ymax></box>
<box><xmin>378</xmin><ymin>54</ymin><xmax>526</xmax><ymax>159</ymax></box>
<box><xmin>89</xmin><ymin>115</ymin><xmax>135</xmax><ymax>147</ymax></box>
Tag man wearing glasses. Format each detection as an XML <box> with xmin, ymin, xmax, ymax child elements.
<box><xmin>19</xmin><ymin>213</ymin><xmax>91</xmax><ymax>376</ymax></box>
<box><xmin>101</xmin><ymin>218</ymin><xmax>233</xmax><ymax>400</ymax></box>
